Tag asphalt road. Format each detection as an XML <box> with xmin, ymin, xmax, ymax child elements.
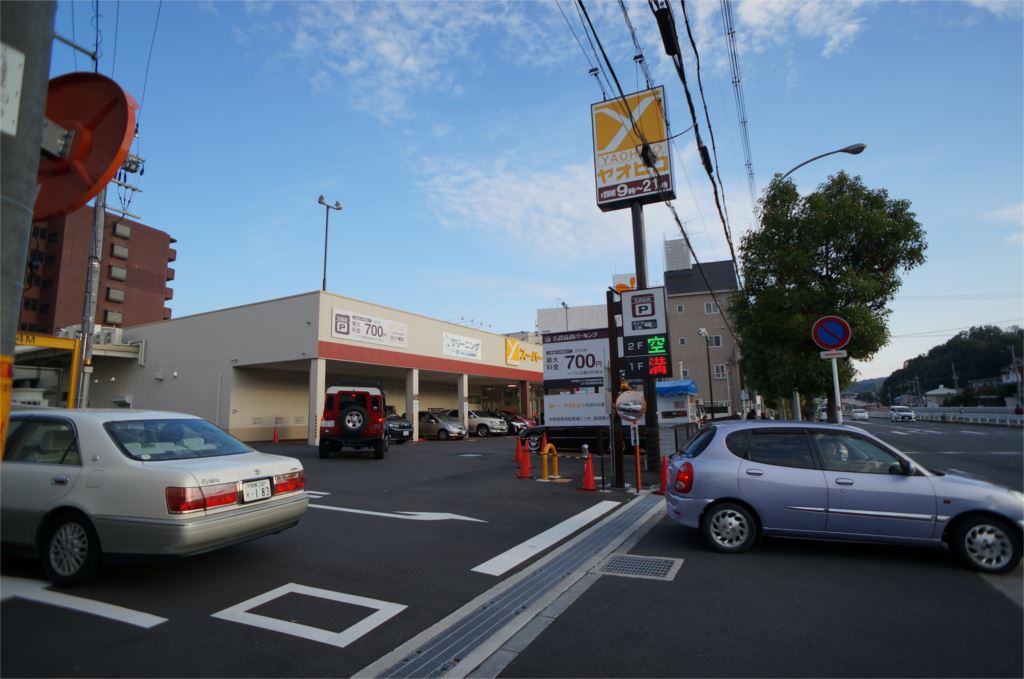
<box><xmin>1</xmin><ymin>424</ymin><xmax>1021</xmax><ymax>678</ymax></box>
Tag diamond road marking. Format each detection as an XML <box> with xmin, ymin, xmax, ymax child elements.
<box><xmin>211</xmin><ymin>583</ymin><xmax>406</xmax><ymax>648</ymax></box>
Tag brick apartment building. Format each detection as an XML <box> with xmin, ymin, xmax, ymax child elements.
<box><xmin>19</xmin><ymin>205</ymin><xmax>175</xmax><ymax>333</ymax></box>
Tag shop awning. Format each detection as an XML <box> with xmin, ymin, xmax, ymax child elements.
<box><xmin>656</xmin><ymin>379</ymin><xmax>699</xmax><ymax>396</ymax></box>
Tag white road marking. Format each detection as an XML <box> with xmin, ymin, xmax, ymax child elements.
<box><xmin>0</xmin><ymin>576</ymin><xmax>166</xmax><ymax>628</ymax></box>
<box><xmin>471</xmin><ymin>501</ymin><xmax>621</xmax><ymax>576</ymax></box>
<box><xmin>306</xmin><ymin>491</ymin><xmax>331</xmax><ymax>498</ymax></box>
<box><xmin>889</xmin><ymin>431</ymin><xmax>910</xmax><ymax>436</ymax></box>
<box><xmin>309</xmin><ymin>504</ymin><xmax>486</xmax><ymax>522</ymax></box>
<box><xmin>212</xmin><ymin>583</ymin><xmax>406</xmax><ymax>648</ymax></box>
<box><xmin>959</xmin><ymin>430</ymin><xmax>987</xmax><ymax>435</ymax></box>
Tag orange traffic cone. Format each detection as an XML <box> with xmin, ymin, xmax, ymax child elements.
<box><xmin>579</xmin><ymin>451</ymin><xmax>596</xmax><ymax>491</ymax></box>
<box><xmin>272</xmin><ymin>426</ymin><xmax>279</xmax><ymax>444</ymax></box>
<box><xmin>518</xmin><ymin>445</ymin><xmax>533</xmax><ymax>479</ymax></box>
<box><xmin>657</xmin><ymin>455</ymin><xmax>668</xmax><ymax>495</ymax></box>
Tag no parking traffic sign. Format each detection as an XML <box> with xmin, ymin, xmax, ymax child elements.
<box><xmin>811</xmin><ymin>316</ymin><xmax>851</xmax><ymax>351</ymax></box>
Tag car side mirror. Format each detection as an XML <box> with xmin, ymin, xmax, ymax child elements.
<box><xmin>898</xmin><ymin>460</ymin><xmax>916</xmax><ymax>476</ymax></box>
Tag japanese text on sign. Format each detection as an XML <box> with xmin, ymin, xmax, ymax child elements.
<box><xmin>332</xmin><ymin>307</ymin><xmax>408</xmax><ymax>348</ymax></box>
<box><xmin>442</xmin><ymin>332</ymin><xmax>482</xmax><ymax>360</ymax></box>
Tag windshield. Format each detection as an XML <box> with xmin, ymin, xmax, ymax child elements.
<box><xmin>105</xmin><ymin>418</ymin><xmax>252</xmax><ymax>461</ymax></box>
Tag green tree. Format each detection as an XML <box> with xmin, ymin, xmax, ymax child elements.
<box><xmin>731</xmin><ymin>172</ymin><xmax>927</xmax><ymax>420</ymax></box>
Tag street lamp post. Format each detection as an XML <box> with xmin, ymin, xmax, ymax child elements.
<box><xmin>560</xmin><ymin>301</ymin><xmax>569</xmax><ymax>331</ymax></box>
<box><xmin>318</xmin><ymin>195</ymin><xmax>343</xmax><ymax>292</ymax></box>
<box><xmin>781</xmin><ymin>143</ymin><xmax>866</xmax><ymax>180</ymax></box>
<box><xmin>699</xmin><ymin>328</ymin><xmax>714</xmax><ymax>421</ymax></box>
<box><xmin>778</xmin><ymin>143</ymin><xmax>866</xmax><ymax>422</ymax></box>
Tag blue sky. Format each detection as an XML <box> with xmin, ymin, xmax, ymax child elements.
<box><xmin>51</xmin><ymin>0</ymin><xmax>1023</xmax><ymax>380</ymax></box>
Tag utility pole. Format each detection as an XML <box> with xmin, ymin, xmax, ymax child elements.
<box><xmin>951</xmin><ymin>362</ymin><xmax>959</xmax><ymax>391</ymax></box>
<box><xmin>629</xmin><ymin>202</ymin><xmax>661</xmax><ymax>472</ymax></box>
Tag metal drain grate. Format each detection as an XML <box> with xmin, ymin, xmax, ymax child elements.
<box><xmin>595</xmin><ymin>554</ymin><xmax>682</xmax><ymax>581</ymax></box>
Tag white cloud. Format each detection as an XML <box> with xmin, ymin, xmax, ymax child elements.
<box><xmin>1008</xmin><ymin>232</ymin><xmax>1024</xmax><ymax>243</ymax></box>
<box><xmin>735</xmin><ymin>0</ymin><xmax>867</xmax><ymax>57</ymax></box>
<box><xmin>982</xmin><ymin>202</ymin><xmax>1024</xmax><ymax>226</ymax></box>
<box><xmin>966</xmin><ymin>0</ymin><xmax>1024</xmax><ymax>19</ymax></box>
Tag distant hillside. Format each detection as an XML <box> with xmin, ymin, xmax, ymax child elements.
<box><xmin>849</xmin><ymin>377</ymin><xmax>886</xmax><ymax>394</ymax></box>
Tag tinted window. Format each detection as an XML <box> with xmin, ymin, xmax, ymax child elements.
<box><xmin>725</xmin><ymin>430</ymin><xmax>750</xmax><ymax>458</ymax></box>
<box><xmin>105</xmin><ymin>419</ymin><xmax>251</xmax><ymax>461</ymax></box>
<box><xmin>681</xmin><ymin>426</ymin><xmax>715</xmax><ymax>458</ymax></box>
<box><xmin>4</xmin><ymin>420</ymin><xmax>80</xmax><ymax>465</ymax></box>
<box><xmin>324</xmin><ymin>395</ymin><xmax>336</xmax><ymax>413</ymax></box>
<box><xmin>814</xmin><ymin>433</ymin><xmax>902</xmax><ymax>474</ymax></box>
<box><xmin>747</xmin><ymin>432</ymin><xmax>815</xmax><ymax>469</ymax></box>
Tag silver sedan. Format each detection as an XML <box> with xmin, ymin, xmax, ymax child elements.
<box><xmin>1</xmin><ymin>409</ymin><xmax>308</xmax><ymax>584</ymax></box>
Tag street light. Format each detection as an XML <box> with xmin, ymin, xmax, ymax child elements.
<box><xmin>781</xmin><ymin>143</ymin><xmax>866</xmax><ymax>180</ymax></box>
<box><xmin>318</xmin><ymin>195</ymin><xmax>343</xmax><ymax>292</ymax></box>
<box><xmin>560</xmin><ymin>301</ymin><xmax>569</xmax><ymax>330</ymax></box>
<box><xmin>777</xmin><ymin>143</ymin><xmax>866</xmax><ymax>421</ymax></box>
<box><xmin>698</xmin><ymin>327</ymin><xmax>714</xmax><ymax>421</ymax></box>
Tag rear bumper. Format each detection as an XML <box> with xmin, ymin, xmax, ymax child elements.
<box><xmin>665</xmin><ymin>492</ymin><xmax>712</xmax><ymax>530</ymax></box>
<box><xmin>321</xmin><ymin>433</ymin><xmax>384</xmax><ymax>447</ymax></box>
<box><xmin>94</xmin><ymin>493</ymin><xmax>309</xmax><ymax>557</ymax></box>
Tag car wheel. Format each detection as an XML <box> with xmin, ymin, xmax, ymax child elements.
<box><xmin>476</xmin><ymin>424</ymin><xmax>489</xmax><ymax>438</ymax></box>
<box><xmin>42</xmin><ymin>513</ymin><xmax>101</xmax><ymax>586</ymax></box>
<box><xmin>950</xmin><ymin>516</ymin><xmax>1022</xmax><ymax>573</ymax></box>
<box><xmin>702</xmin><ymin>503</ymin><xmax>757</xmax><ymax>554</ymax></box>
<box><xmin>373</xmin><ymin>436</ymin><xmax>387</xmax><ymax>460</ymax></box>
<box><xmin>437</xmin><ymin>429</ymin><xmax>449</xmax><ymax>441</ymax></box>
<box><xmin>340</xmin><ymin>404</ymin><xmax>368</xmax><ymax>433</ymax></box>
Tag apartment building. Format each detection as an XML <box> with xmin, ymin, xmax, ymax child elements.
<box><xmin>19</xmin><ymin>205</ymin><xmax>175</xmax><ymax>333</ymax></box>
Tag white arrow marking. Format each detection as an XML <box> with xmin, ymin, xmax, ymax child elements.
<box><xmin>309</xmin><ymin>504</ymin><xmax>486</xmax><ymax>523</ymax></box>
<box><xmin>1</xmin><ymin>576</ymin><xmax>166</xmax><ymax>628</ymax></box>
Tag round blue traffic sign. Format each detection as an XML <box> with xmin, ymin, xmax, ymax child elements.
<box><xmin>812</xmin><ymin>316</ymin><xmax>851</xmax><ymax>351</ymax></box>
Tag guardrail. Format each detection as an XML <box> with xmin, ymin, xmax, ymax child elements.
<box><xmin>865</xmin><ymin>412</ymin><xmax>1023</xmax><ymax>428</ymax></box>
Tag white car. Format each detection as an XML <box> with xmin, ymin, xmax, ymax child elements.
<box><xmin>444</xmin><ymin>409</ymin><xmax>509</xmax><ymax>437</ymax></box>
<box><xmin>851</xmin><ymin>408</ymin><xmax>869</xmax><ymax>421</ymax></box>
<box><xmin>890</xmin><ymin>405</ymin><xmax>916</xmax><ymax>422</ymax></box>
<box><xmin>1</xmin><ymin>409</ymin><xmax>308</xmax><ymax>584</ymax></box>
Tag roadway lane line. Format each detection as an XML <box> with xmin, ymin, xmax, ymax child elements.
<box><xmin>0</xmin><ymin>576</ymin><xmax>166</xmax><ymax>628</ymax></box>
<box><xmin>959</xmin><ymin>430</ymin><xmax>988</xmax><ymax>435</ymax></box>
<box><xmin>470</xmin><ymin>501</ymin><xmax>620</xmax><ymax>576</ymax></box>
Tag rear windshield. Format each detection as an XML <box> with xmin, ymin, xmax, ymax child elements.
<box><xmin>679</xmin><ymin>426</ymin><xmax>715</xmax><ymax>458</ymax></box>
<box><xmin>105</xmin><ymin>418</ymin><xmax>252</xmax><ymax>461</ymax></box>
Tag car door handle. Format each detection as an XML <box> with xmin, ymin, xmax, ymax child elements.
<box><xmin>51</xmin><ymin>476</ymin><xmax>70</xmax><ymax>486</ymax></box>
<box><xmin>745</xmin><ymin>469</ymin><xmax>764</xmax><ymax>476</ymax></box>
<box><xmin>835</xmin><ymin>478</ymin><xmax>854</xmax><ymax>486</ymax></box>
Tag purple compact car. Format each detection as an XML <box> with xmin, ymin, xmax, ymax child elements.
<box><xmin>665</xmin><ymin>421</ymin><xmax>1024</xmax><ymax>573</ymax></box>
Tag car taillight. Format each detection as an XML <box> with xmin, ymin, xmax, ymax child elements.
<box><xmin>203</xmin><ymin>482</ymin><xmax>240</xmax><ymax>508</ymax></box>
<box><xmin>166</xmin><ymin>482</ymin><xmax>240</xmax><ymax>513</ymax></box>
<box><xmin>274</xmin><ymin>470</ymin><xmax>305</xmax><ymax>494</ymax></box>
<box><xmin>674</xmin><ymin>462</ymin><xmax>694</xmax><ymax>494</ymax></box>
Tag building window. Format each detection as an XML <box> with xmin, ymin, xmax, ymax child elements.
<box><xmin>44</xmin><ymin>255</ymin><xmax>56</xmax><ymax>265</ymax></box>
<box><xmin>709</xmin><ymin>335</ymin><xmax>723</xmax><ymax>347</ymax></box>
<box><xmin>104</xmin><ymin>310</ymin><xmax>123</xmax><ymax>325</ymax></box>
<box><xmin>714</xmin><ymin>364</ymin><xmax>727</xmax><ymax>379</ymax></box>
<box><xmin>110</xmin><ymin>244</ymin><xmax>129</xmax><ymax>260</ymax></box>
<box><xmin>22</xmin><ymin>298</ymin><xmax>38</xmax><ymax>311</ymax></box>
<box><xmin>42</xmin><ymin>279</ymin><xmax>53</xmax><ymax>289</ymax></box>
<box><xmin>678</xmin><ymin>337</ymin><xmax>687</xmax><ymax>346</ymax></box>
<box><xmin>680</xmin><ymin>369</ymin><xmax>689</xmax><ymax>378</ymax></box>
<box><xmin>113</xmin><ymin>222</ymin><xmax>132</xmax><ymax>239</ymax></box>
<box><xmin>705</xmin><ymin>301</ymin><xmax>720</xmax><ymax>314</ymax></box>
<box><xmin>47</xmin><ymin>231</ymin><xmax>59</xmax><ymax>242</ymax></box>
<box><xmin>39</xmin><ymin>303</ymin><xmax>50</xmax><ymax>314</ymax></box>
<box><xmin>109</xmin><ymin>265</ymin><xmax>127</xmax><ymax>281</ymax></box>
<box><xmin>675</xmin><ymin>304</ymin><xmax>685</xmax><ymax>313</ymax></box>
<box><xmin>106</xmin><ymin>287</ymin><xmax>126</xmax><ymax>303</ymax></box>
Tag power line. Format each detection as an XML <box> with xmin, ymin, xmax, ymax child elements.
<box><xmin>111</xmin><ymin>0</ymin><xmax>121</xmax><ymax>79</ymax></box>
<box><xmin>891</xmin><ymin>318</ymin><xmax>1023</xmax><ymax>338</ymax></box>
<box><xmin>572</xmin><ymin>0</ymin><xmax>615</xmax><ymax>100</ymax></box>
<box><xmin>720</xmin><ymin>0</ymin><xmax>757</xmax><ymax>220</ymax></box>
<box><xmin>555</xmin><ymin>0</ymin><xmax>608</xmax><ymax>99</ymax></box>
<box><xmin>71</xmin><ymin>1</ymin><xmax>79</xmax><ymax>70</ymax></box>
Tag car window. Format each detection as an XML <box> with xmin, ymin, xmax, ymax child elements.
<box><xmin>105</xmin><ymin>419</ymin><xmax>251</xmax><ymax>461</ymax></box>
<box><xmin>324</xmin><ymin>395</ymin><xmax>336</xmax><ymax>412</ymax></box>
<box><xmin>725</xmin><ymin>430</ymin><xmax>750</xmax><ymax>458</ymax></box>
<box><xmin>681</xmin><ymin>426</ymin><xmax>716</xmax><ymax>458</ymax></box>
<box><xmin>4</xmin><ymin>420</ymin><xmax>81</xmax><ymax>465</ymax></box>
<box><xmin>814</xmin><ymin>433</ymin><xmax>902</xmax><ymax>474</ymax></box>
<box><xmin>747</xmin><ymin>432</ymin><xmax>815</xmax><ymax>469</ymax></box>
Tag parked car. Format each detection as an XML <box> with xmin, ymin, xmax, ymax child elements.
<box><xmin>851</xmin><ymin>408</ymin><xmax>869</xmax><ymax>421</ymax></box>
<box><xmin>418</xmin><ymin>412</ymin><xmax>467</xmax><ymax>440</ymax></box>
<box><xmin>665</xmin><ymin>421</ymin><xmax>1023</xmax><ymax>573</ymax></box>
<box><xmin>385</xmin><ymin>413</ymin><xmax>413</xmax><ymax>444</ymax></box>
<box><xmin>890</xmin><ymin>405</ymin><xmax>916</xmax><ymax>422</ymax></box>
<box><xmin>1</xmin><ymin>409</ymin><xmax>308</xmax><ymax>585</ymax></box>
<box><xmin>319</xmin><ymin>385</ymin><xmax>388</xmax><ymax>459</ymax></box>
<box><xmin>443</xmin><ymin>409</ymin><xmax>508</xmax><ymax>437</ymax></box>
<box><xmin>497</xmin><ymin>411</ymin><xmax>536</xmax><ymax>435</ymax></box>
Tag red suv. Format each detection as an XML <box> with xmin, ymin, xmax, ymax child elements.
<box><xmin>319</xmin><ymin>385</ymin><xmax>389</xmax><ymax>459</ymax></box>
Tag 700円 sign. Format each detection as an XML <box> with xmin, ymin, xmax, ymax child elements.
<box><xmin>542</xmin><ymin>329</ymin><xmax>609</xmax><ymax>389</ymax></box>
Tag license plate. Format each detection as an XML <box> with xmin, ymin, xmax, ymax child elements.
<box><xmin>403</xmin><ymin>430</ymin><xmax>411</xmax><ymax>437</ymax></box>
<box><xmin>321</xmin><ymin>420</ymin><xmax>334</xmax><ymax>429</ymax></box>
<box><xmin>242</xmin><ymin>479</ymin><xmax>272</xmax><ymax>503</ymax></box>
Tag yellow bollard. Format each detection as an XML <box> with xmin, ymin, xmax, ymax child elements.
<box><xmin>540</xmin><ymin>446</ymin><xmax>549</xmax><ymax>481</ymax></box>
<box><xmin>544</xmin><ymin>443</ymin><xmax>561</xmax><ymax>479</ymax></box>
